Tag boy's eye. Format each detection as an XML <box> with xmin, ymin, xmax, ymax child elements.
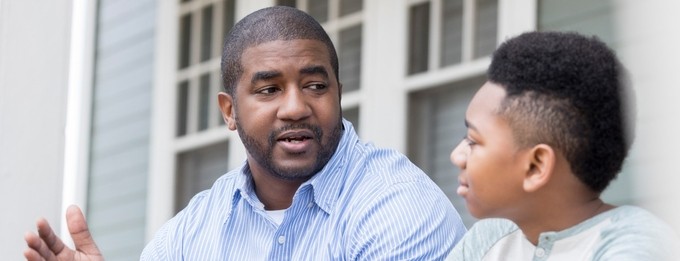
<box><xmin>463</xmin><ymin>136</ymin><xmax>477</xmax><ymax>147</ymax></box>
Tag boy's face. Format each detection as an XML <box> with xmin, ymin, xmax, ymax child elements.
<box><xmin>450</xmin><ymin>81</ymin><xmax>530</xmax><ymax>219</ymax></box>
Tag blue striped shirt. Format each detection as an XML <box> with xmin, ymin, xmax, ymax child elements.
<box><xmin>141</xmin><ymin>119</ymin><xmax>466</xmax><ymax>260</ymax></box>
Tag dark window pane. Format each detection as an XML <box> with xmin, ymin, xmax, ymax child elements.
<box><xmin>177</xmin><ymin>81</ymin><xmax>189</xmax><ymax>136</ymax></box>
<box><xmin>277</xmin><ymin>0</ymin><xmax>296</xmax><ymax>8</ymax></box>
<box><xmin>408</xmin><ymin>76</ymin><xmax>484</xmax><ymax>227</ymax></box>
<box><xmin>198</xmin><ymin>74</ymin><xmax>210</xmax><ymax>131</ymax></box>
<box><xmin>441</xmin><ymin>0</ymin><xmax>463</xmax><ymax>66</ymax></box>
<box><xmin>340</xmin><ymin>0</ymin><xmax>362</xmax><ymax>16</ymax></box>
<box><xmin>408</xmin><ymin>3</ymin><xmax>430</xmax><ymax>75</ymax></box>
<box><xmin>308</xmin><ymin>0</ymin><xmax>329</xmax><ymax>23</ymax></box>
<box><xmin>176</xmin><ymin>141</ymin><xmax>229</xmax><ymax>211</ymax></box>
<box><xmin>343</xmin><ymin>107</ymin><xmax>360</xmax><ymax>134</ymax></box>
<box><xmin>223</xmin><ymin>0</ymin><xmax>236</xmax><ymax>45</ymax></box>
<box><xmin>474</xmin><ymin>0</ymin><xmax>498</xmax><ymax>58</ymax></box>
<box><xmin>200</xmin><ymin>5</ymin><xmax>214</xmax><ymax>62</ymax></box>
<box><xmin>179</xmin><ymin>14</ymin><xmax>192</xmax><ymax>69</ymax></box>
<box><xmin>339</xmin><ymin>25</ymin><xmax>362</xmax><ymax>92</ymax></box>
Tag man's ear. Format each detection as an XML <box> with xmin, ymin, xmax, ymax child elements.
<box><xmin>523</xmin><ymin>144</ymin><xmax>556</xmax><ymax>192</ymax></box>
<box><xmin>218</xmin><ymin>92</ymin><xmax>237</xmax><ymax>131</ymax></box>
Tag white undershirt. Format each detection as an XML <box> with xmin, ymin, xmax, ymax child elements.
<box><xmin>265</xmin><ymin>209</ymin><xmax>287</xmax><ymax>225</ymax></box>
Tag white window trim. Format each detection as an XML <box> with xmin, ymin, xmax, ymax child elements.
<box><xmin>61</xmin><ymin>0</ymin><xmax>97</xmax><ymax>246</ymax></box>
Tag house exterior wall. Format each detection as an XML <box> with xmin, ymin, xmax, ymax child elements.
<box><xmin>0</xmin><ymin>0</ymin><xmax>72</xmax><ymax>259</ymax></box>
<box><xmin>85</xmin><ymin>0</ymin><xmax>156</xmax><ymax>260</ymax></box>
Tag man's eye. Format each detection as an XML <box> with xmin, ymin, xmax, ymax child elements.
<box><xmin>307</xmin><ymin>83</ymin><xmax>327</xmax><ymax>90</ymax></box>
<box><xmin>257</xmin><ymin>87</ymin><xmax>279</xmax><ymax>94</ymax></box>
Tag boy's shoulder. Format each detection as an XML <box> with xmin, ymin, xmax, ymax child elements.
<box><xmin>594</xmin><ymin>205</ymin><xmax>680</xmax><ymax>260</ymax></box>
<box><xmin>446</xmin><ymin>218</ymin><xmax>519</xmax><ymax>260</ymax></box>
<box><xmin>447</xmin><ymin>206</ymin><xmax>680</xmax><ymax>261</ymax></box>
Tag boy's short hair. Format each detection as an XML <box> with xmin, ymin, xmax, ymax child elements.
<box><xmin>488</xmin><ymin>31</ymin><xmax>634</xmax><ymax>193</ymax></box>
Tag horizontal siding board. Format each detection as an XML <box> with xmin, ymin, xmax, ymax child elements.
<box><xmin>87</xmin><ymin>1</ymin><xmax>155</xmax><ymax>260</ymax></box>
<box><xmin>94</xmin><ymin>64</ymin><xmax>152</xmax><ymax>99</ymax></box>
<box><xmin>99</xmin><ymin>0</ymin><xmax>155</xmax><ymax>25</ymax></box>
<box><xmin>96</xmin><ymin>37</ymin><xmax>155</xmax><ymax>78</ymax></box>
<box><xmin>92</xmin><ymin>89</ymin><xmax>150</xmax><ymax>128</ymax></box>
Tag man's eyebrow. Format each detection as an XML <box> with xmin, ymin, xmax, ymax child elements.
<box><xmin>251</xmin><ymin>70</ymin><xmax>281</xmax><ymax>84</ymax></box>
<box><xmin>300</xmin><ymin>65</ymin><xmax>328</xmax><ymax>79</ymax></box>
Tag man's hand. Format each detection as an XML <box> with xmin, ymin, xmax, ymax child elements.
<box><xmin>24</xmin><ymin>205</ymin><xmax>104</xmax><ymax>261</ymax></box>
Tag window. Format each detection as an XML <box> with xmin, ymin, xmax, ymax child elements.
<box><xmin>174</xmin><ymin>0</ymin><xmax>236</xmax><ymax>212</ymax></box>
<box><xmin>176</xmin><ymin>141</ymin><xmax>230</xmax><ymax>211</ymax></box>
<box><xmin>408</xmin><ymin>76</ymin><xmax>484</xmax><ymax>227</ymax></box>
<box><xmin>408</xmin><ymin>0</ymin><xmax>498</xmax><ymax>75</ymax></box>
<box><xmin>176</xmin><ymin>0</ymin><xmax>235</xmax><ymax>137</ymax></box>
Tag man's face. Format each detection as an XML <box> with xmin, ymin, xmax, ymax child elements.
<box><xmin>219</xmin><ymin>39</ymin><xmax>343</xmax><ymax>181</ymax></box>
<box><xmin>450</xmin><ymin>81</ymin><xmax>529</xmax><ymax>219</ymax></box>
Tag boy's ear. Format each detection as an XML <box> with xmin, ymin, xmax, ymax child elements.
<box><xmin>218</xmin><ymin>92</ymin><xmax>237</xmax><ymax>131</ymax></box>
<box><xmin>523</xmin><ymin>144</ymin><xmax>556</xmax><ymax>192</ymax></box>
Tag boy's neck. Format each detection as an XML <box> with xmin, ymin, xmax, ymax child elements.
<box><xmin>517</xmin><ymin>197</ymin><xmax>615</xmax><ymax>245</ymax></box>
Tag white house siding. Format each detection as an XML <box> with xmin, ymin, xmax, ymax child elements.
<box><xmin>86</xmin><ymin>0</ymin><xmax>156</xmax><ymax>260</ymax></box>
<box><xmin>0</xmin><ymin>0</ymin><xmax>72</xmax><ymax>259</ymax></box>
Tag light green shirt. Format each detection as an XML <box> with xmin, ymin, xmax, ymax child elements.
<box><xmin>447</xmin><ymin>206</ymin><xmax>679</xmax><ymax>261</ymax></box>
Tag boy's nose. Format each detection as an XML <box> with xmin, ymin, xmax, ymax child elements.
<box><xmin>450</xmin><ymin>140</ymin><xmax>468</xmax><ymax>169</ymax></box>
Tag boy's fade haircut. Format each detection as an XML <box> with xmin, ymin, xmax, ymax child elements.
<box><xmin>488</xmin><ymin>31</ymin><xmax>635</xmax><ymax>193</ymax></box>
<box><xmin>221</xmin><ymin>6</ymin><xmax>339</xmax><ymax>97</ymax></box>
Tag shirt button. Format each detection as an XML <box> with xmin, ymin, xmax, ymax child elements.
<box><xmin>535</xmin><ymin>247</ymin><xmax>545</xmax><ymax>257</ymax></box>
<box><xmin>278</xmin><ymin>235</ymin><xmax>286</xmax><ymax>244</ymax></box>
<box><xmin>307</xmin><ymin>202</ymin><xmax>314</xmax><ymax>208</ymax></box>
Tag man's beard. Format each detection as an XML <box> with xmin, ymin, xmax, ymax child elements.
<box><xmin>236</xmin><ymin>118</ymin><xmax>343</xmax><ymax>181</ymax></box>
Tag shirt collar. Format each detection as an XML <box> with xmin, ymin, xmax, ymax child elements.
<box><xmin>231</xmin><ymin>118</ymin><xmax>358</xmax><ymax>215</ymax></box>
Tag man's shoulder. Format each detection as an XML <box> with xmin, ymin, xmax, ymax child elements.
<box><xmin>349</xmin><ymin>141</ymin><xmax>429</xmax><ymax>183</ymax></box>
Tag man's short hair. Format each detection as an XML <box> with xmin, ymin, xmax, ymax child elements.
<box><xmin>221</xmin><ymin>6</ymin><xmax>339</xmax><ymax>96</ymax></box>
<box><xmin>488</xmin><ymin>31</ymin><xmax>634</xmax><ymax>193</ymax></box>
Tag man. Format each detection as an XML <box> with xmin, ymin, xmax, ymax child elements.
<box><xmin>446</xmin><ymin>31</ymin><xmax>678</xmax><ymax>260</ymax></box>
<box><xmin>24</xmin><ymin>6</ymin><xmax>466</xmax><ymax>260</ymax></box>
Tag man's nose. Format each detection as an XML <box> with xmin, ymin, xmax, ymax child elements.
<box><xmin>277</xmin><ymin>87</ymin><xmax>312</xmax><ymax>121</ymax></box>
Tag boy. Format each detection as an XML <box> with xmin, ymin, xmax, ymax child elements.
<box><xmin>446</xmin><ymin>31</ymin><xmax>678</xmax><ymax>260</ymax></box>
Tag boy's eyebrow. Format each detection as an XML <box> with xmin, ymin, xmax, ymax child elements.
<box><xmin>251</xmin><ymin>70</ymin><xmax>281</xmax><ymax>84</ymax></box>
<box><xmin>300</xmin><ymin>65</ymin><xmax>329</xmax><ymax>79</ymax></box>
<box><xmin>464</xmin><ymin>119</ymin><xmax>478</xmax><ymax>131</ymax></box>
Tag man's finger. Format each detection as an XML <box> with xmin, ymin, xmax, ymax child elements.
<box><xmin>36</xmin><ymin>218</ymin><xmax>67</xmax><ymax>257</ymax></box>
<box><xmin>23</xmin><ymin>247</ymin><xmax>45</xmax><ymax>261</ymax></box>
<box><xmin>65</xmin><ymin>205</ymin><xmax>101</xmax><ymax>254</ymax></box>
<box><xmin>25</xmin><ymin>230</ymin><xmax>56</xmax><ymax>261</ymax></box>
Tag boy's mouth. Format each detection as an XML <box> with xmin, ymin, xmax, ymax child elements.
<box><xmin>457</xmin><ymin>177</ymin><xmax>469</xmax><ymax>196</ymax></box>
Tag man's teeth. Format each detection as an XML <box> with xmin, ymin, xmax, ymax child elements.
<box><xmin>284</xmin><ymin>137</ymin><xmax>306</xmax><ymax>142</ymax></box>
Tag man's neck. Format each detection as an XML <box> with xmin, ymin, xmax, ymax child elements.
<box><xmin>248</xmin><ymin>167</ymin><xmax>308</xmax><ymax>210</ymax></box>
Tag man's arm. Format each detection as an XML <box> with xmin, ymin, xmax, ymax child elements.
<box><xmin>24</xmin><ymin>205</ymin><xmax>103</xmax><ymax>261</ymax></box>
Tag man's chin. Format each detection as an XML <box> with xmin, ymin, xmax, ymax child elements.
<box><xmin>269</xmin><ymin>164</ymin><xmax>319</xmax><ymax>181</ymax></box>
